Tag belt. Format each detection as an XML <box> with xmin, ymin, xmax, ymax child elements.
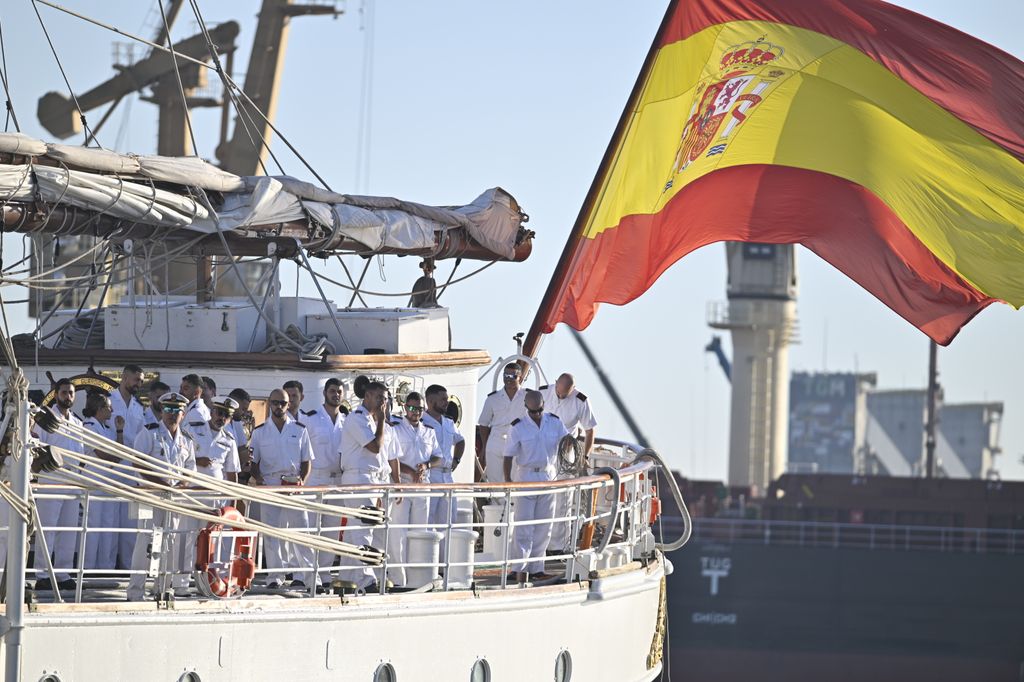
<box><xmin>526</xmin><ymin>467</ymin><xmax>548</xmax><ymax>473</ymax></box>
<box><xmin>342</xmin><ymin>466</ymin><xmax>384</xmax><ymax>475</ymax></box>
<box><xmin>311</xmin><ymin>471</ymin><xmax>343</xmax><ymax>479</ymax></box>
<box><xmin>435</xmin><ymin>466</ymin><xmax>452</xmax><ymax>473</ymax></box>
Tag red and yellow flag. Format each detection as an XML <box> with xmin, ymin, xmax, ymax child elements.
<box><xmin>527</xmin><ymin>0</ymin><xmax>1024</xmax><ymax>350</ymax></box>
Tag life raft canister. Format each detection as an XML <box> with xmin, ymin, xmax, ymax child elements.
<box><xmin>194</xmin><ymin>505</ymin><xmax>256</xmax><ymax>598</ymax></box>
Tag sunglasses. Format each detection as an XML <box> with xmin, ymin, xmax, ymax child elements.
<box><xmin>527</xmin><ymin>407</ymin><xmax>544</xmax><ymax>414</ymax></box>
<box><xmin>503</xmin><ymin>373</ymin><xmax>520</xmax><ymax>379</ymax></box>
<box><xmin>405</xmin><ymin>406</ymin><xmax>424</xmax><ymax>413</ymax></box>
<box><xmin>162</xmin><ymin>406</ymin><xmax>183</xmax><ymax>414</ymax></box>
<box><xmin>269</xmin><ymin>400</ymin><xmax>288</xmax><ymax>407</ymax></box>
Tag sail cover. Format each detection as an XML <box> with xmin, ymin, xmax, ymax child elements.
<box><xmin>528</xmin><ymin>0</ymin><xmax>1024</xmax><ymax>348</ymax></box>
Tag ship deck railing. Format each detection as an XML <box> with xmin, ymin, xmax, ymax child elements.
<box><xmin>6</xmin><ymin>443</ymin><xmax>665</xmax><ymax>604</ymax></box>
<box><xmin>658</xmin><ymin>516</ymin><xmax>1024</xmax><ymax>555</ymax></box>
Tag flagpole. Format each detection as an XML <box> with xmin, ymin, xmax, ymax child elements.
<box><xmin>924</xmin><ymin>340</ymin><xmax>939</xmax><ymax>477</ymax></box>
<box><xmin>522</xmin><ymin>0</ymin><xmax>680</xmax><ymax>358</ymax></box>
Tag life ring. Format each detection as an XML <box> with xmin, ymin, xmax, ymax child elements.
<box><xmin>194</xmin><ymin>506</ymin><xmax>256</xmax><ymax>598</ymax></box>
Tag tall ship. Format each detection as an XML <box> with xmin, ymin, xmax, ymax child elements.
<box><xmin>0</xmin><ymin>1</ymin><xmax>683</xmax><ymax>680</ymax></box>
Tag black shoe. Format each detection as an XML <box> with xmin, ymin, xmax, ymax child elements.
<box><xmin>34</xmin><ymin>578</ymin><xmax>53</xmax><ymax>591</ymax></box>
<box><xmin>290</xmin><ymin>580</ymin><xmax>306</xmax><ymax>589</ymax></box>
<box><xmin>285</xmin><ymin>573</ymin><xmax>294</xmax><ymax>581</ymax></box>
<box><xmin>58</xmin><ymin>579</ymin><xmax>77</xmax><ymax>591</ymax></box>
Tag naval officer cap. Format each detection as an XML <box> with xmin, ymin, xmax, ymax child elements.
<box><xmin>211</xmin><ymin>396</ymin><xmax>240</xmax><ymax>415</ymax></box>
<box><xmin>159</xmin><ymin>392</ymin><xmax>189</xmax><ymax>411</ymax></box>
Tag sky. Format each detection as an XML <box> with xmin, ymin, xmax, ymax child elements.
<box><xmin>0</xmin><ymin>0</ymin><xmax>1021</xmax><ymax>482</ymax></box>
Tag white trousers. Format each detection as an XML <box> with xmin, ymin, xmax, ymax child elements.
<box><xmin>336</xmin><ymin>471</ymin><xmax>381</xmax><ymax>589</ymax></box>
<box><xmin>386</xmin><ymin>477</ymin><xmax>429</xmax><ymax>586</ymax></box>
<box><xmin>306</xmin><ymin>469</ymin><xmax>346</xmax><ymax>580</ymax></box>
<box><xmin>83</xmin><ymin>494</ymin><xmax>119</xmax><ymax>570</ymax></box>
<box><xmin>34</xmin><ymin>495</ymin><xmax>79</xmax><ymax>582</ymax></box>
<box><xmin>548</xmin><ymin>483</ymin><xmax>575</xmax><ymax>552</ymax></box>
<box><xmin>116</xmin><ymin>501</ymin><xmax>135</xmax><ymax>569</ymax></box>
<box><xmin>512</xmin><ymin>493</ymin><xmax>555</xmax><ymax>575</ymax></box>
<box><xmin>127</xmin><ymin>507</ymin><xmax>187</xmax><ymax>600</ymax></box>
<box><xmin>484</xmin><ymin>438</ymin><xmax>507</xmax><ymax>484</ymax></box>
<box><xmin>260</xmin><ymin>502</ymin><xmax>314</xmax><ymax>585</ymax></box>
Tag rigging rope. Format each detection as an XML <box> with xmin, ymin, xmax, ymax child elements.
<box><xmin>0</xmin><ymin>15</ymin><xmax>20</xmax><ymax>132</ymax></box>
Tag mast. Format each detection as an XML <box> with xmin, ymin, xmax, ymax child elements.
<box><xmin>924</xmin><ymin>340</ymin><xmax>939</xmax><ymax>477</ymax></box>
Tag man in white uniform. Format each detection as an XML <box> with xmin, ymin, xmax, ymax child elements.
<box><xmin>141</xmin><ymin>381</ymin><xmax>169</xmax><ymax>430</ymax></box>
<box><xmin>128</xmin><ymin>392</ymin><xmax>197</xmax><ymax>601</ymax></box>
<box><xmin>81</xmin><ymin>391</ymin><xmax>121</xmax><ymax>571</ymax></box>
<box><xmin>110</xmin><ymin>366</ymin><xmax>149</xmax><ymax>567</ymax></box>
<box><xmin>283</xmin><ymin>380</ymin><xmax>305</xmax><ymax>421</ymax></box>
<box><xmin>539</xmin><ymin>373</ymin><xmax>598</xmax><ymax>553</ymax></box>
<box><xmin>180</xmin><ymin>374</ymin><xmax>210</xmax><ymax>425</ymax></box>
<box><xmin>337</xmin><ymin>381</ymin><xmax>401</xmax><ymax>591</ymax></box>
<box><xmin>226</xmin><ymin>388</ymin><xmax>254</xmax><ymax>485</ymax></box>
<box><xmin>504</xmin><ymin>390</ymin><xmax>569</xmax><ymax>582</ymax></box>
<box><xmin>250</xmin><ymin>388</ymin><xmax>316</xmax><ymax>589</ymax></box>
<box><xmin>303</xmin><ymin>378</ymin><xmax>347</xmax><ymax>578</ymax></box>
<box><xmin>186</xmin><ymin>396</ymin><xmax>241</xmax><ymax>483</ymax></box>
<box><xmin>387</xmin><ymin>392</ymin><xmax>440</xmax><ymax>585</ymax></box>
<box><xmin>31</xmin><ymin>378</ymin><xmax>84</xmax><ymax>591</ymax></box>
<box><xmin>422</xmin><ymin>384</ymin><xmax>465</xmax><ymax>528</ymax></box>
<box><xmin>477</xmin><ymin>362</ymin><xmax>527</xmax><ymax>483</ymax></box>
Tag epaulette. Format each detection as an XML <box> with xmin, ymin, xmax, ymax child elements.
<box><xmin>487</xmin><ymin>389</ymin><xmax>498</xmax><ymax>396</ymax></box>
<box><xmin>539</xmin><ymin>384</ymin><xmax>550</xmax><ymax>391</ymax></box>
<box><xmin>293</xmin><ymin>421</ymin><xmax>306</xmax><ymax>429</ymax></box>
<box><xmin>145</xmin><ymin>423</ymin><xmax>159</xmax><ymax>430</ymax></box>
<box><xmin>181</xmin><ymin>430</ymin><xmax>196</xmax><ymax>442</ymax></box>
<box><xmin>302</xmin><ymin>409</ymin><xmax>317</xmax><ymax>416</ymax></box>
<box><xmin>546</xmin><ymin>412</ymin><xmax>562</xmax><ymax>420</ymax></box>
<box><xmin>221</xmin><ymin>428</ymin><xmax>235</xmax><ymax>440</ymax></box>
<box><xmin>510</xmin><ymin>417</ymin><xmax>521</xmax><ymax>426</ymax></box>
<box><xmin>83</xmin><ymin>418</ymin><xmax>97</xmax><ymax>426</ymax></box>
<box><xmin>189</xmin><ymin>421</ymin><xmax>205</xmax><ymax>427</ymax></box>
<box><xmin>252</xmin><ymin>423</ymin><xmax>265</xmax><ymax>430</ymax></box>
<box><xmin>576</xmin><ymin>392</ymin><xmax>588</xmax><ymax>401</ymax></box>
<box><xmin>422</xmin><ymin>423</ymin><xmax>434</xmax><ymax>429</ymax></box>
<box><xmin>389</xmin><ymin>418</ymin><xmax>402</xmax><ymax>426</ymax></box>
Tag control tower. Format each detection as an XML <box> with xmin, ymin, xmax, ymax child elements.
<box><xmin>708</xmin><ymin>243</ymin><xmax>798</xmax><ymax>490</ymax></box>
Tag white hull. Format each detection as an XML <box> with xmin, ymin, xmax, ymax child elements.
<box><xmin>3</xmin><ymin>560</ymin><xmax>666</xmax><ymax>682</ymax></box>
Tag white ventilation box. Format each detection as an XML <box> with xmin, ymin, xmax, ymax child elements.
<box><xmin>276</xmin><ymin>296</ymin><xmax>335</xmax><ymax>333</ymax></box>
<box><xmin>106</xmin><ymin>301</ymin><xmax>265</xmax><ymax>352</ymax></box>
<box><xmin>306</xmin><ymin>307</ymin><xmax>450</xmax><ymax>355</ymax></box>
<box><xmin>105</xmin><ymin>301</ymin><xmax>188</xmax><ymax>351</ymax></box>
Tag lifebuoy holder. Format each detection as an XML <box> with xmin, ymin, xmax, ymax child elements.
<box><xmin>195</xmin><ymin>505</ymin><xmax>256</xmax><ymax>599</ymax></box>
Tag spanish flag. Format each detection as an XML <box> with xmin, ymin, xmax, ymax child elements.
<box><xmin>526</xmin><ymin>0</ymin><xmax>1024</xmax><ymax>351</ymax></box>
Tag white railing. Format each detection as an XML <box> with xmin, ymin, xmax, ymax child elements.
<box><xmin>658</xmin><ymin>516</ymin><xmax>1024</xmax><ymax>555</ymax></box>
<box><xmin>16</xmin><ymin>450</ymin><xmax>663</xmax><ymax>603</ymax></box>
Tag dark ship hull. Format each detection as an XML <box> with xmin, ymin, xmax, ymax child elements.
<box><xmin>661</xmin><ymin>474</ymin><xmax>1024</xmax><ymax>682</ymax></box>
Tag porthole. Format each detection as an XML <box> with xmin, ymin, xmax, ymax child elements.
<box><xmin>38</xmin><ymin>675</ymin><xmax>61</xmax><ymax>682</ymax></box>
<box><xmin>446</xmin><ymin>394</ymin><xmax>463</xmax><ymax>426</ymax></box>
<box><xmin>469</xmin><ymin>658</ymin><xmax>491</xmax><ymax>682</ymax></box>
<box><xmin>373</xmin><ymin>662</ymin><xmax>397</xmax><ymax>682</ymax></box>
<box><xmin>177</xmin><ymin>673</ymin><xmax>201</xmax><ymax>682</ymax></box>
<box><xmin>554</xmin><ymin>649</ymin><xmax>572</xmax><ymax>682</ymax></box>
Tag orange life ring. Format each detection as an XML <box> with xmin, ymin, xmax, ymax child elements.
<box><xmin>195</xmin><ymin>506</ymin><xmax>256</xmax><ymax>598</ymax></box>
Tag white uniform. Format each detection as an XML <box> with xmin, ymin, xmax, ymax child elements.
<box><xmin>81</xmin><ymin>417</ymin><xmax>120</xmax><ymax>571</ymax></box>
<box><xmin>538</xmin><ymin>384</ymin><xmax>598</xmax><ymax>551</ymax></box>
<box><xmin>477</xmin><ymin>387</ymin><xmax>527</xmax><ymax>483</ymax></box>
<box><xmin>127</xmin><ymin>423</ymin><xmax>197</xmax><ymax>600</ymax></box>
<box><xmin>250</xmin><ymin>418</ymin><xmax>316</xmax><ymax>585</ymax></box>
<box><xmin>303</xmin><ymin>406</ymin><xmax>346</xmax><ymax>577</ymax></box>
<box><xmin>421</xmin><ymin>411</ymin><xmax>464</xmax><ymax>526</ymax></box>
<box><xmin>185</xmin><ymin>398</ymin><xmax>211</xmax><ymax>425</ymax></box>
<box><xmin>186</xmin><ymin>420</ymin><xmax>240</xmax><ymax>481</ymax></box>
<box><xmin>387</xmin><ymin>417</ymin><xmax>439</xmax><ymax>585</ymax></box>
<box><xmin>337</xmin><ymin>406</ymin><xmax>397</xmax><ymax>588</ymax></box>
<box><xmin>32</xmin><ymin>406</ymin><xmax>85</xmax><ymax>583</ymax></box>
<box><xmin>505</xmin><ymin>413</ymin><xmax>569</xmax><ymax>574</ymax></box>
<box><xmin>109</xmin><ymin>388</ymin><xmax>146</xmax><ymax>446</ymax></box>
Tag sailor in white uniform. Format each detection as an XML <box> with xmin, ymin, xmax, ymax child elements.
<box><xmin>185</xmin><ymin>396</ymin><xmax>241</xmax><ymax>483</ymax></box>
<box><xmin>504</xmin><ymin>390</ymin><xmax>569</xmax><ymax>581</ymax></box>
<box><xmin>250</xmin><ymin>388</ymin><xmax>316</xmax><ymax>589</ymax></box>
<box><xmin>303</xmin><ymin>378</ymin><xmax>347</xmax><ymax>577</ymax></box>
<box><xmin>180</xmin><ymin>373</ymin><xmax>211</xmax><ymax>425</ymax></box>
<box><xmin>477</xmin><ymin>362</ymin><xmax>527</xmax><ymax>483</ymax></box>
<box><xmin>337</xmin><ymin>381</ymin><xmax>401</xmax><ymax>590</ymax></box>
<box><xmin>127</xmin><ymin>392</ymin><xmax>197</xmax><ymax>601</ymax></box>
<box><xmin>31</xmin><ymin>378</ymin><xmax>85</xmax><ymax>591</ymax></box>
<box><xmin>109</xmin><ymin>366</ymin><xmax>149</xmax><ymax>568</ymax></box>
<box><xmin>387</xmin><ymin>392</ymin><xmax>440</xmax><ymax>585</ymax></box>
<box><xmin>81</xmin><ymin>392</ymin><xmax>121</xmax><ymax>571</ymax></box>
<box><xmin>421</xmin><ymin>384</ymin><xmax>465</xmax><ymax>528</ymax></box>
<box><xmin>538</xmin><ymin>373</ymin><xmax>598</xmax><ymax>553</ymax></box>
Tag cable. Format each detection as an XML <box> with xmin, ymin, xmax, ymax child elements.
<box><xmin>301</xmin><ymin>257</ymin><xmax>498</xmax><ymax>298</ymax></box>
<box><xmin>29</xmin><ymin>0</ymin><xmax>101</xmax><ymax>147</ymax></box>
<box><xmin>0</xmin><ymin>15</ymin><xmax>20</xmax><ymax>132</ymax></box>
<box><xmin>156</xmin><ymin>0</ymin><xmax>199</xmax><ymax>157</ymax></box>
